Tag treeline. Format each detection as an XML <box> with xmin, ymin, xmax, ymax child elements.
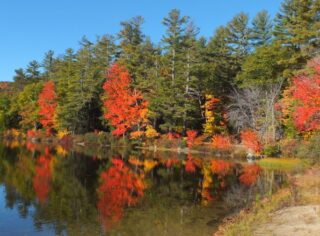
<box><xmin>0</xmin><ymin>0</ymin><xmax>319</xmax><ymax>144</ymax></box>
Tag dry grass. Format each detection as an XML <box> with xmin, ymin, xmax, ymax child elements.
<box><xmin>215</xmin><ymin>166</ymin><xmax>320</xmax><ymax>236</ymax></box>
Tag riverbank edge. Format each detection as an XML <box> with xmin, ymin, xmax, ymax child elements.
<box><xmin>0</xmin><ymin>132</ymin><xmax>250</xmax><ymax>159</ymax></box>
<box><xmin>214</xmin><ymin>165</ymin><xmax>320</xmax><ymax>236</ymax></box>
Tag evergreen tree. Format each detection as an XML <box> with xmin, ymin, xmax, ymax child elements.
<box><xmin>26</xmin><ymin>60</ymin><xmax>41</xmax><ymax>81</ymax></box>
<box><xmin>118</xmin><ymin>16</ymin><xmax>146</xmax><ymax>89</ymax></box>
<box><xmin>251</xmin><ymin>11</ymin><xmax>273</xmax><ymax>47</ymax></box>
<box><xmin>157</xmin><ymin>9</ymin><xmax>190</xmax><ymax>132</ymax></box>
<box><xmin>42</xmin><ymin>50</ymin><xmax>55</xmax><ymax>81</ymax></box>
<box><xmin>274</xmin><ymin>0</ymin><xmax>320</xmax><ymax>63</ymax></box>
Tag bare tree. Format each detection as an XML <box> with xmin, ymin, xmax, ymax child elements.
<box><xmin>227</xmin><ymin>79</ymin><xmax>284</xmax><ymax>143</ymax></box>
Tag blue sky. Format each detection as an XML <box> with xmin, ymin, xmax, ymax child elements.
<box><xmin>0</xmin><ymin>0</ymin><xmax>282</xmax><ymax>81</ymax></box>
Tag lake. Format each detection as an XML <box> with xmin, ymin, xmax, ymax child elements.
<box><xmin>0</xmin><ymin>141</ymin><xmax>287</xmax><ymax>235</ymax></box>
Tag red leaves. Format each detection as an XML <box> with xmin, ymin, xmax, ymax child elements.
<box><xmin>279</xmin><ymin>57</ymin><xmax>320</xmax><ymax>133</ymax></box>
<box><xmin>291</xmin><ymin>72</ymin><xmax>320</xmax><ymax>132</ymax></box>
<box><xmin>103</xmin><ymin>64</ymin><xmax>148</xmax><ymax>136</ymax></box>
<box><xmin>186</xmin><ymin>130</ymin><xmax>198</xmax><ymax>148</ymax></box>
<box><xmin>27</xmin><ymin>129</ymin><xmax>36</xmax><ymax>138</ymax></box>
<box><xmin>167</xmin><ymin>132</ymin><xmax>181</xmax><ymax>140</ymax></box>
<box><xmin>185</xmin><ymin>155</ymin><xmax>196</xmax><ymax>173</ymax></box>
<box><xmin>38</xmin><ymin>81</ymin><xmax>57</xmax><ymax>132</ymax></box>
<box><xmin>212</xmin><ymin>134</ymin><xmax>232</xmax><ymax>150</ymax></box>
<box><xmin>97</xmin><ymin>157</ymin><xmax>145</xmax><ymax>231</ymax></box>
<box><xmin>240</xmin><ymin>129</ymin><xmax>262</xmax><ymax>153</ymax></box>
<box><xmin>211</xmin><ymin>160</ymin><xmax>232</xmax><ymax>177</ymax></box>
<box><xmin>33</xmin><ymin>155</ymin><xmax>52</xmax><ymax>204</ymax></box>
<box><xmin>239</xmin><ymin>164</ymin><xmax>261</xmax><ymax>186</ymax></box>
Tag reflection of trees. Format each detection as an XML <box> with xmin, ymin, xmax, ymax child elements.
<box><xmin>33</xmin><ymin>155</ymin><xmax>52</xmax><ymax>204</ymax></box>
<box><xmin>0</xmin><ymin>142</ymin><xmax>289</xmax><ymax>235</ymax></box>
<box><xmin>97</xmin><ymin>157</ymin><xmax>145</xmax><ymax>231</ymax></box>
<box><xmin>32</xmin><ymin>152</ymin><xmax>101</xmax><ymax>235</ymax></box>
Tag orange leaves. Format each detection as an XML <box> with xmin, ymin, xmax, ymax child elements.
<box><xmin>103</xmin><ymin>64</ymin><xmax>148</xmax><ymax>136</ymax></box>
<box><xmin>278</xmin><ymin>57</ymin><xmax>320</xmax><ymax>134</ymax></box>
<box><xmin>33</xmin><ymin>155</ymin><xmax>52</xmax><ymax>204</ymax></box>
<box><xmin>38</xmin><ymin>81</ymin><xmax>57</xmax><ymax>132</ymax></box>
<box><xmin>27</xmin><ymin>129</ymin><xmax>36</xmax><ymax>138</ymax></box>
<box><xmin>186</xmin><ymin>130</ymin><xmax>198</xmax><ymax>148</ymax></box>
<box><xmin>167</xmin><ymin>132</ymin><xmax>181</xmax><ymax>140</ymax></box>
<box><xmin>239</xmin><ymin>164</ymin><xmax>261</xmax><ymax>186</ymax></box>
<box><xmin>185</xmin><ymin>155</ymin><xmax>196</xmax><ymax>173</ymax></box>
<box><xmin>211</xmin><ymin>160</ymin><xmax>232</xmax><ymax>177</ymax></box>
<box><xmin>211</xmin><ymin>134</ymin><xmax>232</xmax><ymax>150</ymax></box>
<box><xmin>97</xmin><ymin>157</ymin><xmax>145</xmax><ymax>230</ymax></box>
<box><xmin>240</xmin><ymin>129</ymin><xmax>262</xmax><ymax>153</ymax></box>
<box><xmin>291</xmin><ymin>73</ymin><xmax>320</xmax><ymax>132</ymax></box>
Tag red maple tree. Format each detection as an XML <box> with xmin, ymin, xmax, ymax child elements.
<box><xmin>291</xmin><ymin>60</ymin><xmax>320</xmax><ymax>132</ymax></box>
<box><xmin>38</xmin><ymin>81</ymin><xmax>57</xmax><ymax>134</ymax></box>
<box><xmin>103</xmin><ymin>64</ymin><xmax>148</xmax><ymax>136</ymax></box>
<box><xmin>278</xmin><ymin>57</ymin><xmax>320</xmax><ymax>133</ymax></box>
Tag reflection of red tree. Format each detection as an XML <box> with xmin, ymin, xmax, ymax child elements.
<box><xmin>25</xmin><ymin>141</ymin><xmax>36</xmax><ymax>152</ymax></box>
<box><xmin>33</xmin><ymin>155</ymin><xmax>52</xmax><ymax>204</ymax></box>
<box><xmin>185</xmin><ymin>155</ymin><xmax>196</xmax><ymax>173</ymax></box>
<box><xmin>165</xmin><ymin>158</ymin><xmax>179</xmax><ymax>168</ymax></box>
<box><xmin>239</xmin><ymin>164</ymin><xmax>262</xmax><ymax>186</ymax></box>
<box><xmin>211</xmin><ymin>160</ymin><xmax>232</xmax><ymax>177</ymax></box>
<box><xmin>97</xmin><ymin>158</ymin><xmax>145</xmax><ymax>231</ymax></box>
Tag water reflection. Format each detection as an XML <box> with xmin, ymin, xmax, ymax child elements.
<box><xmin>0</xmin><ymin>141</ymin><xmax>288</xmax><ymax>235</ymax></box>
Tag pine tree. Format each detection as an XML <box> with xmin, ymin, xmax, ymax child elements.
<box><xmin>274</xmin><ymin>0</ymin><xmax>320</xmax><ymax>63</ymax></box>
<box><xmin>251</xmin><ymin>11</ymin><xmax>273</xmax><ymax>47</ymax></box>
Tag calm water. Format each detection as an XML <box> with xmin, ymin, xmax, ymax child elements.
<box><xmin>0</xmin><ymin>141</ymin><xmax>287</xmax><ymax>236</ymax></box>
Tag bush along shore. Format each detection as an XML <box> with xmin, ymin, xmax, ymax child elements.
<box><xmin>1</xmin><ymin>129</ymin><xmax>319</xmax><ymax>163</ymax></box>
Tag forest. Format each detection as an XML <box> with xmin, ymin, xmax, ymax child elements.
<box><xmin>0</xmin><ymin>0</ymin><xmax>319</xmax><ymax>158</ymax></box>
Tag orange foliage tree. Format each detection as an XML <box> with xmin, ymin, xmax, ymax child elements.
<box><xmin>212</xmin><ymin>134</ymin><xmax>232</xmax><ymax>150</ymax></box>
<box><xmin>279</xmin><ymin>58</ymin><xmax>320</xmax><ymax>133</ymax></box>
<box><xmin>103</xmin><ymin>64</ymin><xmax>148</xmax><ymax>136</ymax></box>
<box><xmin>38</xmin><ymin>81</ymin><xmax>57</xmax><ymax>134</ymax></box>
<box><xmin>240</xmin><ymin>129</ymin><xmax>262</xmax><ymax>153</ymax></box>
<box><xmin>97</xmin><ymin>157</ymin><xmax>145</xmax><ymax>230</ymax></box>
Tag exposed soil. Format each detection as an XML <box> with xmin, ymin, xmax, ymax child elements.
<box><xmin>253</xmin><ymin>205</ymin><xmax>320</xmax><ymax>236</ymax></box>
<box><xmin>253</xmin><ymin>167</ymin><xmax>320</xmax><ymax>236</ymax></box>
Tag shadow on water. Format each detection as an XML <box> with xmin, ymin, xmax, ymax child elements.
<box><xmin>0</xmin><ymin>141</ymin><xmax>288</xmax><ymax>235</ymax></box>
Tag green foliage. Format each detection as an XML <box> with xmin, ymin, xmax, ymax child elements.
<box><xmin>296</xmin><ymin>133</ymin><xmax>320</xmax><ymax>163</ymax></box>
<box><xmin>274</xmin><ymin>0</ymin><xmax>320</xmax><ymax>66</ymax></box>
<box><xmin>262</xmin><ymin>144</ymin><xmax>281</xmax><ymax>157</ymax></box>
<box><xmin>1</xmin><ymin>2</ymin><xmax>319</xmax><ymax>141</ymax></box>
<box><xmin>237</xmin><ymin>43</ymin><xmax>293</xmax><ymax>87</ymax></box>
<box><xmin>10</xmin><ymin>82</ymin><xmax>43</xmax><ymax>130</ymax></box>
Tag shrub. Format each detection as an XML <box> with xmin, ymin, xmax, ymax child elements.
<box><xmin>280</xmin><ymin>138</ymin><xmax>299</xmax><ymax>157</ymax></box>
<box><xmin>262</xmin><ymin>144</ymin><xmax>281</xmax><ymax>157</ymax></box>
<box><xmin>186</xmin><ymin>130</ymin><xmax>198</xmax><ymax>148</ymax></box>
<box><xmin>296</xmin><ymin>133</ymin><xmax>320</xmax><ymax>163</ymax></box>
<box><xmin>212</xmin><ymin>134</ymin><xmax>232</xmax><ymax>150</ymax></box>
<box><xmin>84</xmin><ymin>132</ymin><xmax>99</xmax><ymax>144</ymax></box>
<box><xmin>145</xmin><ymin>125</ymin><xmax>159</xmax><ymax>139</ymax></box>
<box><xmin>240</xmin><ymin>129</ymin><xmax>262</xmax><ymax>153</ymax></box>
